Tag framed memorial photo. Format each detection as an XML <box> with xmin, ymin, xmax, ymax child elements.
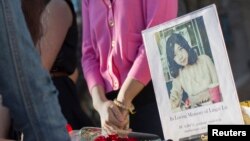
<box><xmin>142</xmin><ymin>4</ymin><xmax>244</xmax><ymax>141</ymax></box>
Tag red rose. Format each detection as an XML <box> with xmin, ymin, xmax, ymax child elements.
<box><xmin>94</xmin><ymin>134</ymin><xmax>138</xmax><ymax>141</ymax></box>
<box><xmin>94</xmin><ymin>135</ymin><xmax>106</xmax><ymax>141</ymax></box>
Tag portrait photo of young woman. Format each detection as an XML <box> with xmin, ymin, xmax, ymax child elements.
<box><xmin>155</xmin><ymin>17</ymin><xmax>223</xmax><ymax>112</ymax></box>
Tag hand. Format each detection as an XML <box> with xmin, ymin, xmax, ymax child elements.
<box><xmin>96</xmin><ymin>100</ymin><xmax>129</xmax><ymax>135</ymax></box>
<box><xmin>115</xmin><ymin>107</ymin><xmax>131</xmax><ymax>137</ymax></box>
<box><xmin>90</xmin><ymin>85</ymin><xmax>131</xmax><ymax>136</ymax></box>
<box><xmin>117</xmin><ymin>106</ymin><xmax>130</xmax><ymax>128</ymax></box>
<box><xmin>113</xmin><ymin>99</ymin><xmax>133</xmax><ymax>137</ymax></box>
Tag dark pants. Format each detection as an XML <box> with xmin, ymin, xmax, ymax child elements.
<box><xmin>106</xmin><ymin>81</ymin><xmax>164</xmax><ymax>139</ymax></box>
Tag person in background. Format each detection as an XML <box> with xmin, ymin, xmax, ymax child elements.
<box><xmin>22</xmin><ymin>0</ymin><xmax>94</xmax><ymax>129</ymax></box>
<box><xmin>0</xmin><ymin>0</ymin><xmax>70</xmax><ymax>140</ymax></box>
<box><xmin>82</xmin><ymin>0</ymin><xmax>178</xmax><ymax>139</ymax></box>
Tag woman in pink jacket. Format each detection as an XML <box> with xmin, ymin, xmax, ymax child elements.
<box><xmin>82</xmin><ymin>0</ymin><xmax>178</xmax><ymax>139</ymax></box>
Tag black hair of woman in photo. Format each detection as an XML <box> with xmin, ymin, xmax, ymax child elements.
<box><xmin>166</xmin><ymin>33</ymin><xmax>197</xmax><ymax>78</ymax></box>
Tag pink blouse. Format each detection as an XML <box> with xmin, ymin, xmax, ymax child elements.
<box><xmin>82</xmin><ymin>0</ymin><xmax>178</xmax><ymax>93</ymax></box>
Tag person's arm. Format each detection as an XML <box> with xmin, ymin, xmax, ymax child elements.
<box><xmin>81</xmin><ymin>0</ymin><xmax>105</xmax><ymax>93</ymax></box>
<box><xmin>170</xmin><ymin>78</ymin><xmax>183</xmax><ymax>109</ymax></box>
<box><xmin>116</xmin><ymin>0</ymin><xmax>178</xmax><ymax>110</ymax></box>
<box><xmin>81</xmin><ymin>0</ymin><xmax>128</xmax><ymax>134</ymax></box>
<box><xmin>116</xmin><ymin>78</ymin><xmax>144</xmax><ymax>109</ymax></box>
<box><xmin>38</xmin><ymin>0</ymin><xmax>72</xmax><ymax>71</ymax></box>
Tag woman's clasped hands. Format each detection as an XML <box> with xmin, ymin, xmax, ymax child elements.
<box><xmin>96</xmin><ymin>100</ymin><xmax>131</xmax><ymax>137</ymax></box>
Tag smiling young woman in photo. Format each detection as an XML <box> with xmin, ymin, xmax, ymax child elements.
<box><xmin>166</xmin><ymin>33</ymin><xmax>221</xmax><ymax>111</ymax></box>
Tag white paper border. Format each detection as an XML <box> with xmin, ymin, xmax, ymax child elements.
<box><xmin>142</xmin><ymin>4</ymin><xmax>244</xmax><ymax>140</ymax></box>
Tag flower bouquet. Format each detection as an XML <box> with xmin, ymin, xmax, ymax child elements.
<box><xmin>69</xmin><ymin>127</ymin><xmax>161</xmax><ymax>141</ymax></box>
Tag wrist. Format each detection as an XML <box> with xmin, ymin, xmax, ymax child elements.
<box><xmin>90</xmin><ymin>85</ymin><xmax>107</xmax><ymax>112</ymax></box>
<box><xmin>116</xmin><ymin>92</ymin><xmax>133</xmax><ymax>108</ymax></box>
<box><xmin>113</xmin><ymin>98</ymin><xmax>135</xmax><ymax>114</ymax></box>
<box><xmin>93</xmin><ymin>98</ymin><xmax>108</xmax><ymax>112</ymax></box>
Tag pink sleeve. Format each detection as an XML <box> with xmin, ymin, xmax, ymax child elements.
<box><xmin>127</xmin><ymin>0</ymin><xmax>178</xmax><ymax>85</ymax></box>
<box><xmin>81</xmin><ymin>0</ymin><xmax>105</xmax><ymax>92</ymax></box>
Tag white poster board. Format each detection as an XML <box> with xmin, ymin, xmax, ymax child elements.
<box><xmin>142</xmin><ymin>4</ymin><xmax>244</xmax><ymax>141</ymax></box>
